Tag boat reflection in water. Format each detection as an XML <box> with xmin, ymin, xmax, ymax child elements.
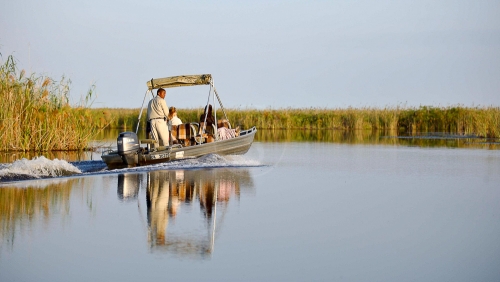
<box><xmin>117</xmin><ymin>168</ymin><xmax>254</xmax><ymax>258</ymax></box>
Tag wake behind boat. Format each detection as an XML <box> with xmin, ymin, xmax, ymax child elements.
<box><xmin>101</xmin><ymin>74</ymin><xmax>256</xmax><ymax>169</ymax></box>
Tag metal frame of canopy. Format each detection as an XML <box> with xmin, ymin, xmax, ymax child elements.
<box><xmin>135</xmin><ymin>74</ymin><xmax>230</xmax><ymax>136</ymax></box>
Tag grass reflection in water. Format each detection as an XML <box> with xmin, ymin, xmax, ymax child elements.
<box><xmin>0</xmin><ymin>179</ymin><xmax>77</xmax><ymax>249</ymax></box>
<box><xmin>255</xmin><ymin>129</ymin><xmax>500</xmax><ymax>149</ymax></box>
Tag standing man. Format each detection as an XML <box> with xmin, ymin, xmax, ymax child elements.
<box><xmin>147</xmin><ymin>88</ymin><xmax>170</xmax><ymax>146</ymax></box>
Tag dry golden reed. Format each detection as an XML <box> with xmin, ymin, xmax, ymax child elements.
<box><xmin>0</xmin><ymin>55</ymin><xmax>107</xmax><ymax>152</ymax></box>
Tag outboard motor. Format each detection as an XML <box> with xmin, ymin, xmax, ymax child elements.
<box><xmin>117</xmin><ymin>131</ymin><xmax>140</xmax><ymax>166</ymax></box>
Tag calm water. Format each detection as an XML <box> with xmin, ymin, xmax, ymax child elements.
<box><xmin>1</xmin><ymin>132</ymin><xmax>499</xmax><ymax>281</ymax></box>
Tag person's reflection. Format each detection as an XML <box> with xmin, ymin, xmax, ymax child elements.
<box><xmin>146</xmin><ymin>171</ymin><xmax>170</xmax><ymax>245</ymax></box>
<box><xmin>218</xmin><ymin>178</ymin><xmax>237</xmax><ymax>202</ymax></box>
<box><xmin>199</xmin><ymin>172</ymin><xmax>239</xmax><ymax>220</ymax></box>
<box><xmin>199</xmin><ymin>179</ymin><xmax>215</xmax><ymax>220</ymax></box>
<box><xmin>168</xmin><ymin>171</ymin><xmax>183</xmax><ymax>217</ymax></box>
<box><xmin>138</xmin><ymin>169</ymin><xmax>254</xmax><ymax>256</ymax></box>
<box><xmin>180</xmin><ymin>170</ymin><xmax>196</xmax><ymax>205</ymax></box>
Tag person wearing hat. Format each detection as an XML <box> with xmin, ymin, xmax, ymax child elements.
<box><xmin>147</xmin><ymin>88</ymin><xmax>170</xmax><ymax>146</ymax></box>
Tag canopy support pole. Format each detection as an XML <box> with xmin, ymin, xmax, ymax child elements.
<box><xmin>136</xmin><ymin>89</ymin><xmax>154</xmax><ymax>134</ymax></box>
<box><xmin>201</xmin><ymin>84</ymin><xmax>212</xmax><ymax>134</ymax></box>
<box><xmin>212</xmin><ymin>80</ymin><xmax>228</xmax><ymax>122</ymax></box>
<box><xmin>212</xmin><ymin>80</ymin><xmax>218</xmax><ymax>136</ymax></box>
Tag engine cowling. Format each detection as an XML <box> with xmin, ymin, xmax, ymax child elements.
<box><xmin>117</xmin><ymin>132</ymin><xmax>140</xmax><ymax>166</ymax></box>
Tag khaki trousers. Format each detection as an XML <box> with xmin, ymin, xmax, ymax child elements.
<box><xmin>150</xmin><ymin>119</ymin><xmax>170</xmax><ymax>146</ymax></box>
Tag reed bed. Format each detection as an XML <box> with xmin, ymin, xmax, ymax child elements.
<box><xmin>93</xmin><ymin>105</ymin><xmax>500</xmax><ymax>138</ymax></box>
<box><xmin>0</xmin><ymin>55</ymin><xmax>106</xmax><ymax>152</ymax></box>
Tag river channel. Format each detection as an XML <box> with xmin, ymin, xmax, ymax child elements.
<box><xmin>1</xmin><ymin>130</ymin><xmax>499</xmax><ymax>281</ymax></box>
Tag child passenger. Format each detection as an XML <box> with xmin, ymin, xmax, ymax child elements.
<box><xmin>168</xmin><ymin>107</ymin><xmax>182</xmax><ymax>126</ymax></box>
<box><xmin>168</xmin><ymin>107</ymin><xmax>183</xmax><ymax>145</ymax></box>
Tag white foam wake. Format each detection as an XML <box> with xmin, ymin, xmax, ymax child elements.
<box><xmin>0</xmin><ymin>156</ymin><xmax>82</xmax><ymax>181</ymax></box>
<box><xmin>152</xmin><ymin>154</ymin><xmax>261</xmax><ymax>169</ymax></box>
<box><xmin>106</xmin><ymin>154</ymin><xmax>262</xmax><ymax>173</ymax></box>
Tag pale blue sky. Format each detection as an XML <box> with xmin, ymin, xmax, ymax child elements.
<box><xmin>1</xmin><ymin>0</ymin><xmax>499</xmax><ymax>109</ymax></box>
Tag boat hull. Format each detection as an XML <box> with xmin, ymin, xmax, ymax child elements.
<box><xmin>102</xmin><ymin>127</ymin><xmax>256</xmax><ymax>169</ymax></box>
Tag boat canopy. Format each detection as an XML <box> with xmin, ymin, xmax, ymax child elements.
<box><xmin>138</xmin><ymin>73</ymin><xmax>229</xmax><ymax>134</ymax></box>
<box><xmin>147</xmin><ymin>74</ymin><xmax>212</xmax><ymax>90</ymax></box>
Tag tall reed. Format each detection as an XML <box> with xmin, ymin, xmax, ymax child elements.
<box><xmin>0</xmin><ymin>55</ymin><xmax>106</xmax><ymax>151</ymax></box>
<box><xmin>92</xmin><ymin>106</ymin><xmax>500</xmax><ymax>138</ymax></box>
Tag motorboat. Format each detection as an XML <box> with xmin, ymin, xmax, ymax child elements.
<box><xmin>101</xmin><ymin>74</ymin><xmax>256</xmax><ymax>169</ymax></box>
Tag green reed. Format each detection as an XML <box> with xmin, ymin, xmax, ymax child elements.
<box><xmin>93</xmin><ymin>105</ymin><xmax>500</xmax><ymax>138</ymax></box>
<box><xmin>0</xmin><ymin>55</ymin><xmax>106</xmax><ymax>151</ymax></box>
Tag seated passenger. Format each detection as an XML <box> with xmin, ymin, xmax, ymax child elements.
<box><xmin>168</xmin><ymin>107</ymin><xmax>182</xmax><ymax>145</ymax></box>
<box><xmin>168</xmin><ymin>107</ymin><xmax>183</xmax><ymax>126</ymax></box>
<box><xmin>199</xmin><ymin>104</ymin><xmax>215</xmax><ymax>130</ymax></box>
<box><xmin>217</xmin><ymin>119</ymin><xmax>240</xmax><ymax>140</ymax></box>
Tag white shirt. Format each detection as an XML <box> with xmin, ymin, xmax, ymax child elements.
<box><xmin>147</xmin><ymin>95</ymin><xmax>168</xmax><ymax>120</ymax></box>
<box><xmin>170</xmin><ymin>116</ymin><xmax>182</xmax><ymax>126</ymax></box>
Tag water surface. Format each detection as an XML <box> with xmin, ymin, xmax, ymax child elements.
<box><xmin>1</xmin><ymin>132</ymin><xmax>499</xmax><ymax>281</ymax></box>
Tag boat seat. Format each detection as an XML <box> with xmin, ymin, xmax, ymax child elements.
<box><xmin>140</xmin><ymin>139</ymin><xmax>156</xmax><ymax>144</ymax></box>
<box><xmin>199</xmin><ymin>123</ymin><xmax>218</xmax><ymax>143</ymax></box>
<box><xmin>140</xmin><ymin>138</ymin><xmax>159</xmax><ymax>150</ymax></box>
<box><xmin>173</xmin><ymin>123</ymin><xmax>198</xmax><ymax>146</ymax></box>
<box><xmin>189</xmin><ymin>123</ymin><xmax>205</xmax><ymax>145</ymax></box>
